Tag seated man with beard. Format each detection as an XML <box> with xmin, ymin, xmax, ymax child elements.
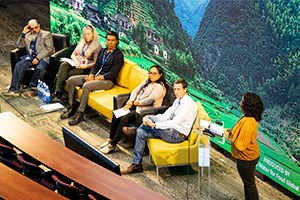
<box><xmin>4</xmin><ymin>19</ymin><xmax>55</xmax><ymax>97</ymax></box>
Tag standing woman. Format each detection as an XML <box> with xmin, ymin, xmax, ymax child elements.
<box><xmin>100</xmin><ymin>65</ymin><xmax>166</xmax><ymax>154</ymax></box>
<box><xmin>53</xmin><ymin>25</ymin><xmax>101</xmax><ymax>99</ymax></box>
<box><xmin>224</xmin><ymin>92</ymin><xmax>264</xmax><ymax>200</ymax></box>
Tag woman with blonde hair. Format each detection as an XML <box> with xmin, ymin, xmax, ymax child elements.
<box><xmin>53</xmin><ymin>25</ymin><xmax>101</xmax><ymax>99</ymax></box>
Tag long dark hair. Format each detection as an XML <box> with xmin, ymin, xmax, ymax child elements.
<box><xmin>241</xmin><ymin>92</ymin><xmax>264</xmax><ymax>122</ymax></box>
<box><xmin>145</xmin><ymin>65</ymin><xmax>166</xmax><ymax>87</ymax></box>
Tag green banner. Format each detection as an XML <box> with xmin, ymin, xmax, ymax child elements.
<box><xmin>257</xmin><ymin>154</ymin><xmax>300</xmax><ymax>196</ymax></box>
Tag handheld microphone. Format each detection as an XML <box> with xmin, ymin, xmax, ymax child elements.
<box><xmin>203</xmin><ymin>107</ymin><xmax>233</xmax><ymax>137</ymax></box>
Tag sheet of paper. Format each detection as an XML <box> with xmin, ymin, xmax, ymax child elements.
<box><xmin>92</xmin><ymin>90</ymin><xmax>104</xmax><ymax>93</ymax></box>
<box><xmin>198</xmin><ymin>147</ymin><xmax>210</xmax><ymax>167</ymax></box>
<box><xmin>41</xmin><ymin>103</ymin><xmax>64</xmax><ymax>111</ymax></box>
<box><xmin>60</xmin><ymin>57</ymin><xmax>75</xmax><ymax>66</ymax></box>
<box><xmin>113</xmin><ymin>108</ymin><xmax>130</xmax><ymax>118</ymax></box>
<box><xmin>199</xmin><ymin>119</ymin><xmax>223</xmax><ymax>137</ymax></box>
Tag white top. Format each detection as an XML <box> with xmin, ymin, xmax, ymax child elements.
<box><xmin>155</xmin><ymin>93</ymin><xmax>197</xmax><ymax>136</ymax></box>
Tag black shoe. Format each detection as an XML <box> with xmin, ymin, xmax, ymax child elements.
<box><xmin>68</xmin><ymin>112</ymin><xmax>84</xmax><ymax>125</ymax></box>
<box><xmin>60</xmin><ymin>106</ymin><xmax>76</xmax><ymax>119</ymax></box>
<box><xmin>54</xmin><ymin>91</ymin><xmax>62</xmax><ymax>99</ymax></box>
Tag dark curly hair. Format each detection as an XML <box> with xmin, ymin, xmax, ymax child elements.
<box><xmin>241</xmin><ymin>92</ymin><xmax>264</xmax><ymax>122</ymax></box>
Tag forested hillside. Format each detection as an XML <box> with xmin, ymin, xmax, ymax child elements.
<box><xmin>122</xmin><ymin>0</ymin><xmax>197</xmax><ymax>79</ymax></box>
<box><xmin>193</xmin><ymin>0</ymin><xmax>300</xmax><ymax>164</ymax></box>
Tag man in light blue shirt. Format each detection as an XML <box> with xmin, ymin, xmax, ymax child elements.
<box><xmin>122</xmin><ymin>79</ymin><xmax>197</xmax><ymax>174</ymax></box>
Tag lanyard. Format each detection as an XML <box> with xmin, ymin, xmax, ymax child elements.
<box><xmin>137</xmin><ymin>86</ymin><xmax>147</xmax><ymax>100</ymax></box>
<box><xmin>95</xmin><ymin>48</ymin><xmax>116</xmax><ymax>77</ymax></box>
<box><xmin>29</xmin><ymin>32</ymin><xmax>39</xmax><ymax>56</ymax></box>
<box><xmin>102</xmin><ymin>48</ymin><xmax>116</xmax><ymax>66</ymax></box>
<box><xmin>82</xmin><ymin>43</ymin><xmax>89</xmax><ymax>56</ymax></box>
<box><xmin>140</xmin><ymin>86</ymin><xmax>146</xmax><ymax>96</ymax></box>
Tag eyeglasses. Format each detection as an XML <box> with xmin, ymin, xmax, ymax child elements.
<box><xmin>148</xmin><ymin>72</ymin><xmax>158</xmax><ymax>75</ymax></box>
<box><xmin>29</xmin><ymin>26</ymin><xmax>39</xmax><ymax>30</ymax></box>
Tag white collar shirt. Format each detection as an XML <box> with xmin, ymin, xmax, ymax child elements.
<box><xmin>155</xmin><ymin>93</ymin><xmax>197</xmax><ymax>136</ymax></box>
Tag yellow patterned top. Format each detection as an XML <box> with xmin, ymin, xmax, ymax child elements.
<box><xmin>231</xmin><ymin>115</ymin><xmax>260</xmax><ymax>161</ymax></box>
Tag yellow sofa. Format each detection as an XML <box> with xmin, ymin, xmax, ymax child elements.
<box><xmin>147</xmin><ymin>101</ymin><xmax>211</xmax><ymax>180</ymax></box>
<box><xmin>65</xmin><ymin>58</ymin><xmax>148</xmax><ymax>120</ymax></box>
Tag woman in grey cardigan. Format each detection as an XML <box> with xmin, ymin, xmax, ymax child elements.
<box><xmin>100</xmin><ymin>65</ymin><xmax>166</xmax><ymax>154</ymax></box>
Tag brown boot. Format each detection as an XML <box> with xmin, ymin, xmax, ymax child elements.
<box><xmin>121</xmin><ymin>163</ymin><xmax>143</xmax><ymax>175</ymax></box>
<box><xmin>123</xmin><ymin>127</ymin><xmax>137</xmax><ymax>137</ymax></box>
<box><xmin>68</xmin><ymin>111</ymin><xmax>84</xmax><ymax>125</ymax></box>
<box><xmin>60</xmin><ymin>106</ymin><xmax>76</xmax><ymax>119</ymax></box>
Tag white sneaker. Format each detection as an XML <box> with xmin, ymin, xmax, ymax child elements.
<box><xmin>100</xmin><ymin>145</ymin><xmax>115</xmax><ymax>154</ymax></box>
<box><xmin>100</xmin><ymin>141</ymin><xmax>110</xmax><ymax>148</ymax></box>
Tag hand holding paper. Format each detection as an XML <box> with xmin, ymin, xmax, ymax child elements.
<box><xmin>60</xmin><ymin>57</ymin><xmax>75</xmax><ymax>67</ymax></box>
<box><xmin>113</xmin><ymin>108</ymin><xmax>130</xmax><ymax>118</ymax></box>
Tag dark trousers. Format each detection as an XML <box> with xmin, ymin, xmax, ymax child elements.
<box><xmin>55</xmin><ymin>62</ymin><xmax>89</xmax><ymax>92</ymax></box>
<box><xmin>237</xmin><ymin>157</ymin><xmax>260</xmax><ymax>200</ymax></box>
<box><xmin>109</xmin><ymin>110</ymin><xmax>136</xmax><ymax>147</ymax></box>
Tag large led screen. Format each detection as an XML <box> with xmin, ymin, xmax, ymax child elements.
<box><xmin>50</xmin><ymin>0</ymin><xmax>300</xmax><ymax>196</ymax></box>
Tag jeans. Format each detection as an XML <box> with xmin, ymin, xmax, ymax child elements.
<box><xmin>10</xmin><ymin>59</ymin><xmax>48</xmax><ymax>91</ymax></box>
<box><xmin>132</xmin><ymin>115</ymin><xmax>184</xmax><ymax>165</ymax></box>
<box><xmin>237</xmin><ymin>157</ymin><xmax>260</xmax><ymax>200</ymax></box>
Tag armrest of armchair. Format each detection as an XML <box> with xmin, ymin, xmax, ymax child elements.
<box><xmin>135</xmin><ymin>106</ymin><xmax>169</xmax><ymax>126</ymax></box>
<box><xmin>113</xmin><ymin>93</ymin><xmax>131</xmax><ymax>110</ymax></box>
<box><xmin>10</xmin><ymin>48</ymin><xmax>26</xmax><ymax>73</ymax></box>
<box><xmin>49</xmin><ymin>44</ymin><xmax>76</xmax><ymax>69</ymax></box>
<box><xmin>47</xmin><ymin>44</ymin><xmax>76</xmax><ymax>90</ymax></box>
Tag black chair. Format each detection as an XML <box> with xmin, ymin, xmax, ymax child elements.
<box><xmin>48</xmin><ymin>39</ymin><xmax>76</xmax><ymax>92</ymax></box>
<box><xmin>113</xmin><ymin>82</ymin><xmax>175</xmax><ymax>144</ymax></box>
<box><xmin>10</xmin><ymin>33</ymin><xmax>73</xmax><ymax>90</ymax></box>
<box><xmin>17</xmin><ymin>154</ymin><xmax>56</xmax><ymax>190</ymax></box>
<box><xmin>113</xmin><ymin>82</ymin><xmax>176</xmax><ymax>127</ymax></box>
<box><xmin>0</xmin><ymin>143</ymin><xmax>23</xmax><ymax>172</ymax></box>
<box><xmin>0</xmin><ymin>136</ymin><xmax>14</xmax><ymax>147</ymax></box>
<box><xmin>52</xmin><ymin>175</ymin><xmax>86</xmax><ymax>200</ymax></box>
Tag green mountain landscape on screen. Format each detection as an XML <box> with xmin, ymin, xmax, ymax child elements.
<box><xmin>50</xmin><ymin>0</ymin><xmax>300</xmax><ymax>171</ymax></box>
<box><xmin>193</xmin><ymin>0</ymin><xmax>300</xmax><ymax>165</ymax></box>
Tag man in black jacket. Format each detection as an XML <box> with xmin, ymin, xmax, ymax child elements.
<box><xmin>61</xmin><ymin>31</ymin><xmax>124</xmax><ymax>125</ymax></box>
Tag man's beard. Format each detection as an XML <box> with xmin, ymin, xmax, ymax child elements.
<box><xmin>28</xmin><ymin>32</ymin><xmax>38</xmax><ymax>42</ymax></box>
